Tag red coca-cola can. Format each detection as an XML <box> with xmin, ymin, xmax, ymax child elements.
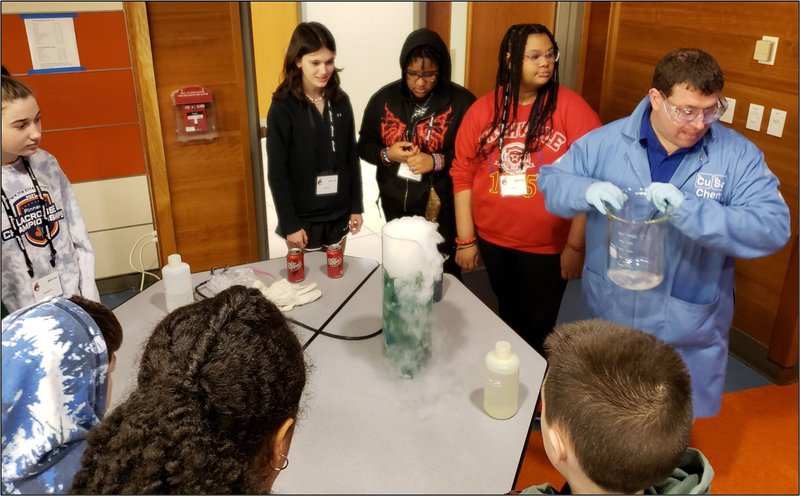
<box><xmin>286</xmin><ymin>248</ymin><xmax>305</xmax><ymax>282</ymax></box>
<box><xmin>326</xmin><ymin>244</ymin><xmax>344</xmax><ymax>278</ymax></box>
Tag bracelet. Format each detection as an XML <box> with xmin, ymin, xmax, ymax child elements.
<box><xmin>456</xmin><ymin>242</ymin><xmax>476</xmax><ymax>250</ymax></box>
<box><xmin>433</xmin><ymin>153</ymin><xmax>443</xmax><ymax>172</ymax></box>
<box><xmin>380</xmin><ymin>147</ymin><xmax>392</xmax><ymax>166</ymax></box>
<box><xmin>455</xmin><ymin>236</ymin><xmax>476</xmax><ymax>246</ymax></box>
<box><xmin>566</xmin><ymin>243</ymin><xmax>585</xmax><ymax>253</ymax></box>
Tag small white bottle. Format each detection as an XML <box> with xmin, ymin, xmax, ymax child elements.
<box><xmin>484</xmin><ymin>340</ymin><xmax>520</xmax><ymax>420</ymax></box>
<box><xmin>162</xmin><ymin>253</ymin><xmax>193</xmax><ymax>312</ymax></box>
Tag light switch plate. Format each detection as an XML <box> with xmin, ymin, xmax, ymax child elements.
<box><xmin>746</xmin><ymin>103</ymin><xmax>764</xmax><ymax>132</ymax></box>
<box><xmin>754</xmin><ymin>40</ymin><xmax>772</xmax><ymax>62</ymax></box>
<box><xmin>719</xmin><ymin>97</ymin><xmax>736</xmax><ymax>124</ymax></box>
<box><xmin>758</xmin><ymin>36</ymin><xmax>779</xmax><ymax>65</ymax></box>
<box><xmin>766</xmin><ymin>108</ymin><xmax>787</xmax><ymax>137</ymax></box>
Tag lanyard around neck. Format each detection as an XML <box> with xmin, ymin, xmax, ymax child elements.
<box><xmin>327</xmin><ymin>103</ymin><xmax>336</xmax><ymax>154</ymax></box>
<box><xmin>405</xmin><ymin>112</ymin><xmax>436</xmax><ymax>146</ymax></box>
<box><xmin>1</xmin><ymin>157</ymin><xmax>58</xmax><ymax>277</ymax></box>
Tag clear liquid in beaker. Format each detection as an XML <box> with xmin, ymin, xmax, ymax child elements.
<box><xmin>607</xmin><ymin>268</ymin><xmax>663</xmax><ymax>291</ymax></box>
<box><xmin>607</xmin><ymin>188</ymin><xmax>667</xmax><ymax>291</ymax></box>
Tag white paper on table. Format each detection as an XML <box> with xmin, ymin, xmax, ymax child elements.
<box><xmin>24</xmin><ymin>17</ymin><xmax>82</xmax><ymax>71</ymax></box>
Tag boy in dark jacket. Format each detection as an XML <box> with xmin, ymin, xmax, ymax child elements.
<box><xmin>518</xmin><ymin>319</ymin><xmax>713</xmax><ymax>494</ymax></box>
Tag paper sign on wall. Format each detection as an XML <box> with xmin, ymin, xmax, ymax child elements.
<box><xmin>24</xmin><ymin>16</ymin><xmax>82</xmax><ymax>71</ymax></box>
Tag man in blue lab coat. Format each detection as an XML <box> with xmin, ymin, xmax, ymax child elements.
<box><xmin>538</xmin><ymin>48</ymin><xmax>790</xmax><ymax>418</ymax></box>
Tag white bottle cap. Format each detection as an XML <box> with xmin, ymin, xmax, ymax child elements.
<box><xmin>494</xmin><ymin>341</ymin><xmax>512</xmax><ymax>360</ymax></box>
<box><xmin>168</xmin><ymin>254</ymin><xmax>182</xmax><ymax>266</ymax></box>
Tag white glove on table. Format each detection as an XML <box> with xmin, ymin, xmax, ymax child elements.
<box><xmin>645</xmin><ymin>182</ymin><xmax>684</xmax><ymax>214</ymax></box>
<box><xmin>586</xmin><ymin>181</ymin><xmax>627</xmax><ymax>215</ymax></box>
<box><xmin>253</xmin><ymin>278</ymin><xmax>322</xmax><ymax>311</ymax></box>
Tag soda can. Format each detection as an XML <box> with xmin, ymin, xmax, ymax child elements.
<box><xmin>326</xmin><ymin>244</ymin><xmax>344</xmax><ymax>278</ymax></box>
<box><xmin>287</xmin><ymin>248</ymin><xmax>305</xmax><ymax>283</ymax></box>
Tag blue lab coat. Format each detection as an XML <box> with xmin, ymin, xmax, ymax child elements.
<box><xmin>538</xmin><ymin>97</ymin><xmax>791</xmax><ymax>417</ymax></box>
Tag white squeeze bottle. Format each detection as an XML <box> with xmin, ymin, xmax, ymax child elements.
<box><xmin>163</xmin><ymin>253</ymin><xmax>193</xmax><ymax>312</ymax></box>
<box><xmin>484</xmin><ymin>340</ymin><xmax>520</xmax><ymax>420</ymax></box>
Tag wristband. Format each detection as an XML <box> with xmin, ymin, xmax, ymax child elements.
<box><xmin>566</xmin><ymin>243</ymin><xmax>585</xmax><ymax>253</ymax></box>
<box><xmin>433</xmin><ymin>153</ymin><xmax>444</xmax><ymax>172</ymax></box>
<box><xmin>455</xmin><ymin>236</ymin><xmax>477</xmax><ymax>246</ymax></box>
<box><xmin>456</xmin><ymin>242</ymin><xmax>477</xmax><ymax>250</ymax></box>
<box><xmin>380</xmin><ymin>147</ymin><xmax>392</xmax><ymax>166</ymax></box>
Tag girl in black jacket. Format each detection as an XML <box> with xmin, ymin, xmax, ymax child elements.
<box><xmin>268</xmin><ymin>22</ymin><xmax>364</xmax><ymax>252</ymax></box>
<box><xmin>358</xmin><ymin>28</ymin><xmax>476</xmax><ymax>277</ymax></box>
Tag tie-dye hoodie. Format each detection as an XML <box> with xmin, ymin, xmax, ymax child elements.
<box><xmin>2</xmin><ymin>297</ymin><xmax>109</xmax><ymax>494</ymax></box>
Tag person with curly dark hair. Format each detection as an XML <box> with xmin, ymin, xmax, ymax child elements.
<box><xmin>70</xmin><ymin>285</ymin><xmax>307</xmax><ymax>494</ymax></box>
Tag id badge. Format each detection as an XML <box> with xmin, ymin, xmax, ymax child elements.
<box><xmin>32</xmin><ymin>271</ymin><xmax>64</xmax><ymax>303</ymax></box>
<box><xmin>397</xmin><ymin>163</ymin><xmax>422</xmax><ymax>182</ymax></box>
<box><xmin>316</xmin><ymin>174</ymin><xmax>338</xmax><ymax>195</ymax></box>
<box><xmin>499</xmin><ymin>173</ymin><xmax>527</xmax><ymax>197</ymax></box>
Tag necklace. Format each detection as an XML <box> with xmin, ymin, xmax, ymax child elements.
<box><xmin>411</xmin><ymin>92</ymin><xmax>434</xmax><ymax>120</ymax></box>
<box><xmin>305</xmin><ymin>92</ymin><xmax>325</xmax><ymax>104</ymax></box>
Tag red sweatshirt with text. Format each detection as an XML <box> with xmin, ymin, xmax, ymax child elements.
<box><xmin>450</xmin><ymin>86</ymin><xmax>601</xmax><ymax>254</ymax></box>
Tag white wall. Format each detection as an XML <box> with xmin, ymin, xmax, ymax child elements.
<box><xmin>449</xmin><ymin>2</ymin><xmax>469</xmax><ymax>86</ymax></box>
<box><xmin>302</xmin><ymin>2</ymin><xmax>419</xmax><ymax>132</ymax></box>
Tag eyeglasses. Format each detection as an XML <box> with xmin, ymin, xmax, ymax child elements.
<box><xmin>659</xmin><ymin>91</ymin><xmax>728</xmax><ymax>125</ymax></box>
<box><xmin>405</xmin><ymin>70</ymin><xmax>438</xmax><ymax>83</ymax></box>
<box><xmin>523</xmin><ymin>49</ymin><xmax>559</xmax><ymax>64</ymax></box>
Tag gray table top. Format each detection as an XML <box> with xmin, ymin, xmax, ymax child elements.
<box><xmin>109</xmin><ymin>255</ymin><xmax>545</xmax><ymax>493</ymax></box>
<box><xmin>274</xmin><ymin>270</ymin><xmax>546</xmax><ymax>494</ymax></box>
<box><xmin>109</xmin><ymin>252</ymin><xmax>379</xmax><ymax>408</ymax></box>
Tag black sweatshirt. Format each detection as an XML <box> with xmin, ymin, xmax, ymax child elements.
<box><xmin>358</xmin><ymin>28</ymin><xmax>476</xmax><ymax>214</ymax></box>
<box><xmin>267</xmin><ymin>92</ymin><xmax>364</xmax><ymax>235</ymax></box>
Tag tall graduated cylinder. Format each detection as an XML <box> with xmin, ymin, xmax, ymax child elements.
<box><xmin>607</xmin><ymin>188</ymin><xmax>668</xmax><ymax>291</ymax></box>
<box><xmin>381</xmin><ymin>217</ymin><xmax>443</xmax><ymax>378</ymax></box>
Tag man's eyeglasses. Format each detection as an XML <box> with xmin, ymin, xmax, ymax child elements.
<box><xmin>405</xmin><ymin>70</ymin><xmax>438</xmax><ymax>83</ymax></box>
<box><xmin>523</xmin><ymin>49</ymin><xmax>559</xmax><ymax>64</ymax></box>
<box><xmin>659</xmin><ymin>91</ymin><xmax>728</xmax><ymax>125</ymax></box>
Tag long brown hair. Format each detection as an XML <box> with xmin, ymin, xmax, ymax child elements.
<box><xmin>273</xmin><ymin>22</ymin><xmax>343</xmax><ymax>104</ymax></box>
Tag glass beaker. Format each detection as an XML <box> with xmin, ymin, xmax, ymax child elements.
<box><xmin>606</xmin><ymin>188</ymin><xmax>669</xmax><ymax>291</ymax></box>
<box><xmin>381</xmin><ymin>218</ymin><xmax>442</xmax><ymax>378</ymax></box>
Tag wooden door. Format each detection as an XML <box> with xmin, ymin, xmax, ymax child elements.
<box><xmin>465</xmin><ymin>2</ymin><xmax>557</xmax><ymax>98</ymax></box>
<box><xmin>127</xmin><ymin>2</ymin><xmax>260</xmax><ymax>271</ymax></box>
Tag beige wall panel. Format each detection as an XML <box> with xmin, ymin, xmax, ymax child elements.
<box><xmin>72</xmin><ymin>175</ymin><xmax>153</xmax><ymax>232</ymax></box>
<box><xmin>90</xmin><ymin>224</ymin><xmax>158</xmax><ymax>279</ymax></box>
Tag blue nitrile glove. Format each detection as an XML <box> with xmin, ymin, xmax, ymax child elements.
<box><xmin>645</xmin><ymin>182</ymin><xmax>684</xmax><ymax>214</ymax></box>
<box><xmin>585</xmin><ymin>181</ymin><xmax>626</xmax><ymax>215</ymax></box>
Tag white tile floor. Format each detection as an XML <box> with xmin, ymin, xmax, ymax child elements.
<box><xmin>261</xmin><ymin>138</ymin><xmax>385</xmax><ymax>263</ymax></box>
